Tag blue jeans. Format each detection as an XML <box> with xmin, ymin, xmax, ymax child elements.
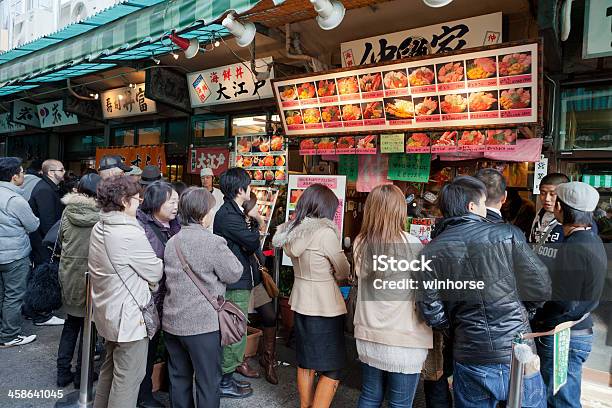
<box><xmin>358</xmin><ymin>363</ymin><xmax>420</xmax><ymax>408</ymax></box>
<box><xmin>536</xmin><ymin>333</ymin><xmax>592</xmax><ymax>408</ymax></box>
<box><xmin>453</xmin><ymin>361</ymin><xmax>546</xmax><ymax>408</ymax></box>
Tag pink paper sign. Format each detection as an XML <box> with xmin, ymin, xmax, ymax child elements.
<box><xmin>297</xmin><ymin>176</ymin><xmax>338</xmax><ymax>190</ymax></box>
<box><xmin>356</xmin><ymin>155</ymin><xmax>393</xmax><ymax>193</ymax></box>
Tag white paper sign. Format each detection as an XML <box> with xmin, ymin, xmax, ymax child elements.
<box><xmin>533</xmin><ymin>156</ymin><xmax>549</xmax><ymax>194</ymax></box>
<box><xmin>341</xmin><ymin>13</ymin><xmax>502</xmax><ymax>67</ymax></box>
<box><xmin>38</xmin><ymin>100</ymin><xmax>78</xmax><ymax>128</ymax></box>
<box><xmin>12</xmin><ymin>101</ymin><xmax>40</xmax><ymax>127</ymax></box>
<box><xmin>101</xmin><ymin>83</ymin><xmax>157</xmax><ymax>119</ymax></box>
<box><xmin>583</xmin><ymin>0</ymin><xmax>612</xmax><ymax>59</ymax></box>
<box><xmin>0</xmin><ymin>113</ymin><xmax>26</xmax><ymax>133</ymax></box>
<box><xmin>187</xmin><ymin>57</ymin><xmax>274</xmax><ymax>107</ymax></box>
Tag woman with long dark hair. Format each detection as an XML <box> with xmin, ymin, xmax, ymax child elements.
<box><xmin>273</xmin><ymin>184</ymin><xmax>350</xmax><ymax>408</ymax></box>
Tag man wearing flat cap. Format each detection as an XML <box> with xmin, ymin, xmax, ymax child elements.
<box><xmin>98</xmin><ymin>155</ymin><xmax>131</xmax><ymax>179</ymax></box>
<box><xmin>533</xmin><ymin>182</ymin><xmax>607</xmax><ymax>407</ymax></box>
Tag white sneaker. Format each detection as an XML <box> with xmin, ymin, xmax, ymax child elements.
<box><xmin>0</xmin><ymin>334</ymin><xmax>37</xmax><ymax>348</ymax></box>
<box><xmin>34</xmin><ymin>316</ymin><xmax>65</xmax><ymax>326</ymax></box>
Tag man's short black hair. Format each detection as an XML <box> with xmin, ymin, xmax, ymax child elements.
<box><xmin>541</xmin><ymin>172</ymin><xmax>570</xmax><ymax>187</ymax></box>
<box><xmin>475</xmin><ymin>168</ymin><xmax>506</xmax><ymax>206</ymax></box>
<box><xmin>558</xmin><ymin>199</ymin><xmax>593</xmax><ymax>226</ymax></box>
<box><xmin>220</xmin><ymin>167</ymin><xmax>251</xmax><ymax>199</ymax></box>
<box><xmin>140</xmin><ymin>181</ymin><xmax>175</xmax><ymax>215</ymax></box>
<box><xmin>0</xmin><ymin>157</ymin><xmax>23</xmax><ymax>182</ymax></box>
<box><xmin>438</xmin><ymin>176</ymin><xmax>487</xmax><ymax>218</ymax></box>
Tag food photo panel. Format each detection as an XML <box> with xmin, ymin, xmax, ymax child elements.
<box><xmin>413</xmin><ymin>96</ymin><xmax>441</xmax><ymax>124</ymax></box>
<box><xmin>336</xmin><ymin>75</ymin><xmax>360</xmax><ymax>101</ymax></box>
<box><xmin>431</xmin><ymin>130</ymin><xmax>458</xmax><ymax>153</ymax></box>
<box><xmin>406</xmin><ymin>132</ymin><xmax>432</xmax><ymax>153</ymax></box>
<box><xmin>283</xmin><ymin>109</ymin><xmax>304</xmax><ymax>131</ymax></box>
<box><xmin>498</xmin><ymin>52</ymin><xmax>532</xmax><ymax>85</ymax></box>
<box><xmin>458</xmin><ymin>130</ymin><xmax>486</xmax><ymax>152</ymax></box>
<box><xmin>296</xmin><ymin>82</ymin><xmax>317</xmax><ymax>105</ymax></box>
<box><xmin>359</xmin><ymin>72</ymin><xmax>383</xmax><ymax>99</ymax></box>
<box><xmin>356</xmin><ymin>135</ymin><xmax>378</xmax><ymax>154</ymax></box>
<box><xmin>408</xmin><ymin>65</ymin><xmax>436</xmax><ymax>93</ymax></box>
<box><xmin>279</xmin><ymin>85</ymin><xmax>299</xmax><ymax>108</ymax></box>
<box><xmin>340</xmin><ymin>103</ymin><xmax>364</xmax><ymax>127</ymax></box>
<box><xmin>499</xmin><ymin>87</ymin><xmax>532</xmax><ymax>119</ymax></box>
<box><xmin>485</xmin><ymin>128</ymin><xmax>518</xmax><ymax>151</ymax></box>
<box><xmin>436</xmin><ymin>61</ymin><xmax>465</xmax><ymax>91</ymax></box>
<box><xmin>383</xmin><ymin>69</ymin><xmax>409</xmax><ymax>97</ymax></box>
<box><xmin>361</xmin><ymin>101</ymin><xmax>385</xmax><ymax>125</ymax></box>
<box><xmin>302</xmin><ymin>107</ymin><xmax>323</xmax><ymax>129</ymax></box>
<box><xmin>468</xmin><ymin>90</ymin><xmax>499</xmax><ymax>119</ymax></box>
<box><xmin>316</xmin><ymin>79</ymin><xmax>338</xmax><ymax>103</ymax></box>
<box><xmin>336</xmin><ymin>136</ymin><xmax>356</xmax><ymax>154</ymax></box>
<box><xmin>383</xmin><ymin>97</ymin><xmax>414</xmax><ymax>125</ymax></box>
<box><xmin>321</xmin><ymin>105</ymin><xmax>343</xmax><ymax>128</ymax></box>
<box><xmin>439</xmin><ymin>93</ymin><xmax>469</xmax><ymax>121</ymax></box>
<box><xmin>466</xmin><ymin>56</ymin><xmax>498</xmax><ymax>88</ymax></box>
<box><xmin>252</xmin><ymin>135</ymin><xmax>271</xmax><ymax>153</ymax></box>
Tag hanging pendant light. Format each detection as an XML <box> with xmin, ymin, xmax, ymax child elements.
<box><xmin>310</xmin><ymin>0</ymin><xmax>345</xmax><ymax>30</ymax></box>
<box><xmin>222</xmin><ymin>13</ymin><xmax>256</xmax><ymax>47</ymax></box>
<box><xmin>169</xmin><ymin>32</ymin><xmax>200</xmax><ymax>59</ymax></box>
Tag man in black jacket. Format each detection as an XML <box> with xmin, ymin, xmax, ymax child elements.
<box><xmin>475</xmin><ymin>168</ymin><xmax>506</xmax><ymax>223</ymax></box>
<box><xmin>24</xmin><ymin>159</ymin><xmax>66</xmax><ymax>326</ymax></box>
<box><xmin>532</xmin><ymin>182</ymin><xmax>607</xmax><ymax>408</ymax></box>
<box><xmin>417</xmin><ymin>176</ymin><xmax>550</xmax><ymax>408</ymax></box>
<box><xmin>214</xmin><ymin>168</ymin><xmax>264</xmax><ymax>399</ymax></box>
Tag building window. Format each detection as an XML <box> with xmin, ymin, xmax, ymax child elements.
<box><xmin>113</xmin><ymin>128</ymin><xmax>135</xmax><ymax>146</ymax></box>
<box><xmin>138</xmin><ymin>127</ymin><xmax>161</xmax><ymax>145</ymax></box>
<box><xmin>232</xmin><ymin>115</ymin><xmax>267</xmax><ymax>135</ymax></box>
<box><xmin>194</xmin><ymin>118</ymin><xmax>226</xmax><ymax>140</ymax></box>
<box><xmin>559</xmin><ymin>85</ymin><xmax>612</xmax><ymax>150</ymax></box>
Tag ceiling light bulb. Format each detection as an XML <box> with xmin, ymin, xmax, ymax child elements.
<box><xmin>171</xmin><ymin>51</ymin><xmax>179</xmax><ymax>60</ymax></box>
<box><xmin>151</xmin><ymin>56</ymin><xmax>160</xmax><ymax>64</ymax></box>
<box><xmin>118</xmin><ymin>94</ymin><xmax>124</xmax><ymax>100</ymax></box>
<box><xmin>310</xmin><ymin>0</ymin><xmax>345</xmax><ymax>30</ymax></box>
<box><xmin>95</xmin><ymin>93</ymin><xmax>99</xmax><ymax>100</ymax></box>
<box><xmin>422</xmin><ymin>0</ymin><xmax>454</xmax><ymax>7</ymax></box>
<box><xmin>221</xmin><ymin>13</ymin><xmax>256</xmax><ymax>48</ymax></box>
<box><xmin>214</xmin><ymin>40</ymin><xmax>220</xmax><ymax>47</ymax></box>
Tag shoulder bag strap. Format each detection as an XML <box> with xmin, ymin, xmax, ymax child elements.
<box><xmin>174</xmin><ymin>241</ymin><xmax>220</xmax><ymax>310</ymax></box>
<box><xmin>101</xmin><ymin>221</ymin><xmax>144</xmax><ymax>311</ymax></box>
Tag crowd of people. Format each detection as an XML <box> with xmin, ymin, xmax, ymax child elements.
<box><xmin>0</xmin><ymin>154</ymin><xmax>608</xmax><ymax>408</ymax></box>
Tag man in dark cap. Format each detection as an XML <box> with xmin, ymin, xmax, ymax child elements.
<box><xmin>532</xmin><ymin>182</ymin><xmax>607</xmax><ymax>408</ymax></box>
<box><xmin>98</xmin><ymin>155</ymin><xmax>131</xmax><ymax>180</ymax></box>
<box><xmin>139</xmin><ymin>165</ymin><xmax>162</xmax><ymax>186</ymax></box>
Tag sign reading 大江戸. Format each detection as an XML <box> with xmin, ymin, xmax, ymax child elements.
<box><xmin>101</xmin><ymin>84</ymin><xmax>157</xmax><ymax>119</ymax></box>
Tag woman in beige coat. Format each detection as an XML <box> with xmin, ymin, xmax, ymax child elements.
<box><xmin>88</xmin><ymin>175</ymin><xmax>163</xmax><ymax>408</ymax></box>
<box><xmin>273</xmin><ymin>184</ymin><xmax>350</xmax><ymax>408</ymax></box>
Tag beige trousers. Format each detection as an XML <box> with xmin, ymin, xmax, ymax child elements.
<box><xmin>93</xmin><ymin>337</ymin><xmax>149</xmax><ymax>408</ymax></box>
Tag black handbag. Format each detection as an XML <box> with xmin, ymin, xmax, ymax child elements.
<box><xmin>24</xmin><ymin>228</ymin><xmax>62</xmax><ymax>312</ymax></box>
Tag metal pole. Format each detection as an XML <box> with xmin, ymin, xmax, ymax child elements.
<box><xmin>78</xmin><ymin>272</ymin><xmax>95</xmax><ymax>407</ymax></box>
<box><xmin>507</xmin><ymin>337</ymin><xmax>525</xmax><ymax>408</ymax></box>
<box><xmin>273</xmin><ymin>246</ymin><xmax>282</xmax><ymax>314</ymax></box>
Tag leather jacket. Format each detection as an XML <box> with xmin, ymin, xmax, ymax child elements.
<box><xmin>417</xmin><ymin>214</ymin><xmax>551</xmax><ymax>365</ymax></box>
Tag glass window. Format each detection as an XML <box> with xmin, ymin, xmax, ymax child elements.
<box><xmin>559</xmin><ymin>85</ymin><xmax>612</xmax><ymax>150</ymax></box>
<box><xmin>112</xmin><ymin>129</ymin><xmax>135</xmax><ymax>146</ymax></box>
<box><xmin>232</xmin><ymin>115</ymin><xmax>267</xmax><ymax>135</ymax></box>
<box><xmin>194</xmin><ymin>118</ymin><xmax>226</xmax><ymax>139</ymax></box>
<box><xmin>64</xmin><ymin>134</ymin><xmax>105</xmax><ymax>155</ymax></box>
<box><xmin>138</xmin><ymin>127</ymin><xmax>161</xmax><ymax>145</ymax></box>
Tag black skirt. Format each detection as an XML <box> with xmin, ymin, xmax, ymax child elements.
<box><xmin>294</xmin><ymin>312</ymin><xmax>346</xmax><ymax>372</ymax></box>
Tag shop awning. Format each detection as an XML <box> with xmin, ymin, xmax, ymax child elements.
<box><xmin>0</xmin><ymin>0</ymin><xmax>263</xmax><ymax>89</ymax></box>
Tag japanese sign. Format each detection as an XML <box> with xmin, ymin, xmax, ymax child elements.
<box><xmin>387</xmin><ymin>153</ymin><xmax>431</xmax><ymax>182</ymax></box>
<box><xmin>95</xmin><ymin>146</ymin><xmax>166</xmax><ymax>171</ymax></box>
<box><xmin>380</xmin><ymin>133</ymin><xmax>405</xmax><ymax>153</ymax></box>
<box><xmin>283</xmin><ymin>175</ymin><xmax>346</xmax><ymax>266</ymax></box>
<box><xmin>189</xmin><ymin>147</ymin><xmax>229</xmax><ymax>176</ymax></box>
<box><xmin>100</xmin><ymin>84</ymin><xmax>157</xmax><ymax>119</ymax></box>
<box><xmin>0</xmin><ymin>113</ymin><xmax>26</xmax><ymax>133</ymax></box>
<box><xmin>338</xmin><ymin>154</ymin><xmax>358</xmax><ymax>181</ymax></box>
<box><xmin>187</xmin><ymin>57</ymin><xmax>274</xmax><ymax>107</ymax></box>
<box><xmin>12</xmin><ymin>101</ymin><xmax>40</xmax><ymax>127</ymax></box>
<box><xmin>533</xmin><ymin>156</ymin><xmax>548</xmax><ymax>194</ymax></box>
<box><xmin>38</xmin><ymin>100</ymin><xmax>78</xmax><ymax>128</ymax></box>
<box><xmin>553</xmin><ymin>327</ymin><xmax>571</xmax><ymax>395</ymax></box>
<box><xmin>341</xmin><ymin>13</ymin><xmax>502</xmax><ymax>67</ymax></box>
<box><xmin>235</xmin><ymin>134</ymin><xmax>287</xmax><ymax>185</ymax></box>
<box><xmin>582</xmin><ymin>0</ymin><xmax>612</xmax><ymax>59</ymax></box>
<box><xmin>274</xmin><ymin>41</ymin><xmax>539</xmax><ymax>136</ymax></box>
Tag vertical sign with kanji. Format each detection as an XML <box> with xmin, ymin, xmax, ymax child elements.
<box><xmin>553</xmin><ymin>327</ymin><xmax>571</xmax><ymax>395</ymax></box>
<box><xmin>533</xmin><ymin>156</ymin><xmax>548</xmax><ymax>194</ymax></box>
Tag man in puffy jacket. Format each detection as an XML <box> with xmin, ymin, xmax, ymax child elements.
<box><xmin>417</xmin><ymin>176</ymin><xmax>551</xmax><ymax>408</ymax></box>
<box><xmin>0</xmin><ymin>157</ymin><xmax>39</xmax><ymax>348</ymax></box>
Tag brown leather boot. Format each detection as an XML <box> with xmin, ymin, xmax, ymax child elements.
<box><xmin>297</xmin><ymin>367</ymin><xmax>315</xmax><ymax>408</ymax></box>
<box><xmin>259</xmin><ymin>327</ymin><xmax>279</xmax><ymax>384</ymax></box>
<box><xmin>236</xmin><ymin>360</ymin><xmax>260</xmax><ymax>378</ymax></box>
<box><xmin>312</xmin><ymin>375</ymin><xmax>340</xmax><ymax>408</ymax></box>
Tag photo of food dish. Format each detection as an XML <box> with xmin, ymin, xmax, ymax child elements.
<box><xmin>499</xmin><ymin>88</ymin><xmax>531</xmax><ymax>110</ymax></box>
<box><xmin>284</xmin><ymin>110</ymin><xmax>303</xmax><ymax>126</ymax></box>
<box><xmin>264</xmin><ymin>170</ymin><xmax>275</xmax><ymax>182</ymax></box>
<box><xmin>406</xmin><ymin>133</ymin><xmax>431</xmax><ymax>147</ymax></box>
<box><xmin>271</xmin><ymin>135</ymin><xmax>284</xmax><ymax>151</ymax></box>
<box><xmin>414</xmin><ymin>96</ymin><xmax>439</xmax><ymax>116</ymax></box>
<box><xmin>321</xmin><ymin>106</ymin><xmax>341</xmax><ymax>122</ymax></box>
<box><xmin>383</xmin><ymin>70</ymin><xmax>409</xmax><ymax>89</ymax></box>
<box><xmin>359</xmin><ymin>73</ymin><xmax>383</xmax><ymax>92</ymax></box>
<box><xmin>297</xmin><ymin>82</ymin><xmax>316</xmax><ymax>99</ymax></box>
<box><xmin>432</xmin><ymin>131</ymin><xmax>457</xmax><ymax>146</ymax></box>
<box><xmin>468</xmin><ymin>91</ymin><xmax>498</xmax><ymax>112</ymax></box>
<box><xmin>498</xmin><ymin>52</ymin><xmax>531</xmax><ymax>76</ymax></box>
<box><xmin>357</xmin><ymin>135</ymin><xmax>377</xmax><ymax>150</ymax></box>
<box><xmin>466</xmin><ymin>57</ymin><xmax>497</xmax><ymax>80</ymax></box>
<box><xmin>275</xmin><ymin>169</ymin><xmax>286</xmax><ymax>181</ymax></box>
<box><xmin>437</xmin><ymin>62</ymin><xmax>464</xmax><ymax>83</ymax></box>
<box><xmin>337</xmin><ymin>136</ymin><xmax>356</xmax><ymax>149</ymax></box>
<box><xmin>279</xmin><ymin>85</ymin><xmax>297</xmax><ymax>101</ymax></box>
<box><xmin>486</xmin><ymin>129</ymin><xmax>517</xmax><ymax>145</ymax></box>
<box><xmin>341</xmin><ymin>104</ymin><xmax>362</xmax><ymax>121</ymax></box>
<box><xmin>236</xmin><ymin>137</ymin><xmax>252</xmax><ymax>154</ymax></box>
<box><xmin>242</xmin><ymin>157</ymin><xmax>253</xmax><ymax>168</ymax></box>
<box><xmin>275</xmin><ymin>156</ymin><xmax>286</xmax><ymax>167</ymax></box>
<box><xmin>408</xmin><ymin>66</ymin><xmax>435</xmax><ymax>86</ymax></box>
<box><xmin>299</xmin><ymin>138</ymin><xmax>317</xmax><ymax>151</ymax></box>
<box><xmin>316</xmin><ymin>79</ymin><xmax>337</xmax><ymax>97</ymax></box>
<box><xmin>246</xmin><ymin>170</ymin><xmax>253</xmax><ymax>179</ymax></box>
<box><xmin>440</xmin><ymin>94</ymin><xmax>468</xmax><ymax>114</ymax></box>
<box><xmin>261</xmin><ymin>155</ymin><xmax>275</xmax><ymax>167</ymax></box>
<box><xmin>458</xmin><ymin>130</ymin><xmax>486</xmax><ymax>146</ymax></box>
<box><xmin>384</xmin><ymin>97</ymin><xmax>414</xmax><ymax>119</ymax></box>
<box><xmin>317</xmin><ymin>138</ymin><xmax>336</xmax><ymax>151</ymax></box>
<box><xmin>361</xmin><ymin>101</ymin><xmax>384</xmax><ymax>120</ymax></box>
<box><xmin>252</xmin><ymin>136</ymin><xmax>270</xmax><ymax>153</ymax></box>
<box><xmin>337</xmin><ymin>76</ymin><xmax>359</xmax><ymax>95</ymax></box>
<box><xmin>303</xmin><ymin>108</ymin><xmax>322</xmax><ymax>124</ymax></box>
<box><xmin>253</xmin><ymin>170</ymin><xmax>264</xmax><ymax>181</ymax></box>
<box><xmin>289</xmin><ymin>189</ymin><xmax>304</xmax><ymax>207</ymax></box>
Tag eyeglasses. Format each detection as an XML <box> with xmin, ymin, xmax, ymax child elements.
<box><xmin>130</xmin><ymin>196</ymin><xmax>143</xmax><ymax>203</ymax></box>
<box><xmin>49</xmin><ymin>168</ymin><xmax>65</xmax><ymax>173</ymax></box>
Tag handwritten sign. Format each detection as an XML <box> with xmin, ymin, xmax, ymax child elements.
<box><xmin>387</xmin><ymin>153</ymin><xmax>431</xmax><ymax>183</ymax></box>
<box><xmin>12</xmin><ymin>101</ymin><xmax>40</xmax><ymax>127</ymax></box>
<box><xmin>339</xmin><ymin>154</ymin><xmax>359</xmax><ymax>181</ymax></box>
<box><xmin>380</xmin><ymin>133</ymin><xmax>405</xmax><ymax>153</ymax></box>
<box><xmin>101</xmin><ymin>84</ymin><xmax>157</xmax><ymax>119</ymax></box>
<box><xmin>533</xmin><ymin>156</ymin><xmax>548</xmax><ymax>194</ymax></box>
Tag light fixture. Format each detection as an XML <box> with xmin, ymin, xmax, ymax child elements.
<box><xmin>422</xmin><ymin>0</ymin><xmax>454</xmax><ymax>7</ymax></box>
<box><xmin>310</xmin><ymin>0</ymin><xmax>345</xmax><ymax>30</ymax></box>
<box><xmin>89</xmin><ymin>93</ymin><xmax>99</xmax><ymax>100</ymax></box>
<box><xmin>118</xmin><ymin>94</ymin><xmax>124</xmax><ymax>100</ymax></box>
<box><xmin>170</xmin><ymin>51</ymin><xmax>179</xmax><ymax>60</ymax></box>
<box><xmin>222</xmin><ymin>13</ymin><xmax>256</xmax><ymax>47</ymax></box>
<box><xmin>214</xmin><ymin>39</ymin><xmax>221</xmax><ymax>48</ymax></box>
<box><xmin>151</xmin><ymin>56</ymin><xmax>161</xmax><ymax>64</ymax></box>
<box><xmin>128</xmin><ymin>83</ymin><xmax>135</xmax><ymax>88</ymax></box>
<box><xmin>169</xmin><ymin>32</ymin><xmax>199</xmax><ymax>59</ymax></box>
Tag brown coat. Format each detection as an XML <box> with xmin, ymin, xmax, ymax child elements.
<box><xmin>273</xmin><ymin>217</ymin><xmax>350</xmax><ymax>317</ymax></box>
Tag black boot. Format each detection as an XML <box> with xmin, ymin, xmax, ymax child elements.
<box><xmin>57</xmin><ymin>370</ymin><xmax>74</xmax><ymax>388</ymax></box>
<box><xmin>220</xmin><ymin>372</ymin><xmax>253</xmax><ymax>399</ymax></box>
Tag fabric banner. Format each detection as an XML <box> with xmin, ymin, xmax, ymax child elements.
<box><xmin>356</xmin><ymin>154</ymin><xmax>393</xmax><ymax>193</ymax></box>
<box><xmin>189</xmin><ymin>147</ymin><xmax>230</xmax><ymax>176</ymax></box>
<box><xmin>95</xmin><ymin>146</ymin><xmax>166</xmax><ymax>171</ymax></box>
